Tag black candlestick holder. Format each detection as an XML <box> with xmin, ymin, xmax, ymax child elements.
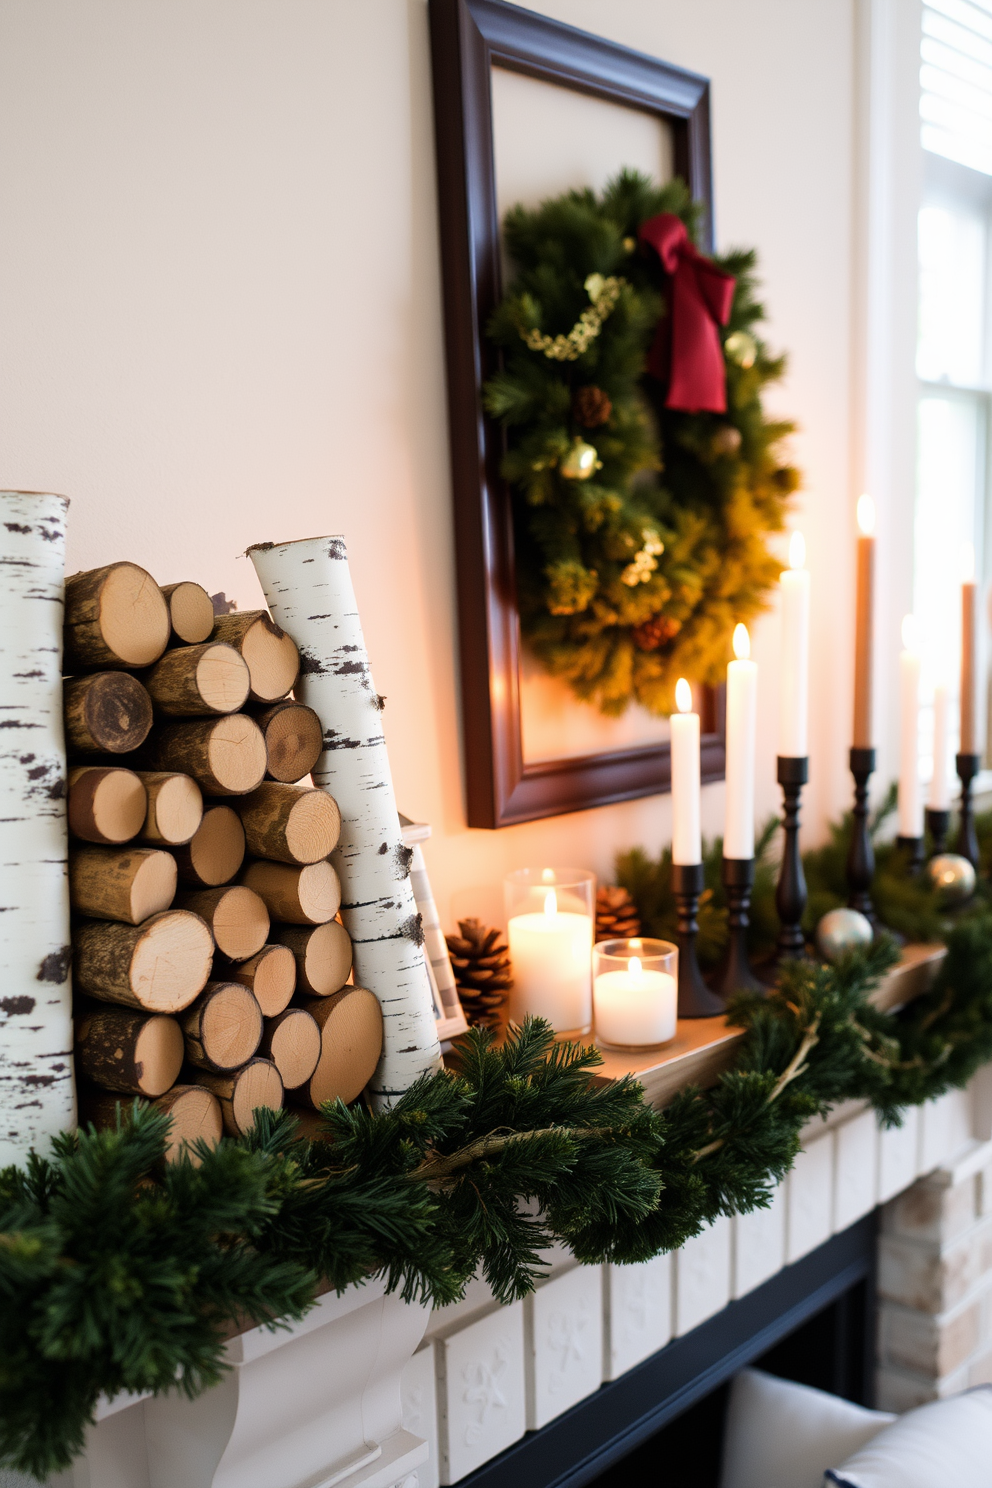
<box><xmin>713</xmin><ymin>856</ymin><xmax>765</xmax><ymax>997</ymax></box>
<box><xmin>671</xmin><ymin>861</ymin><xmax>724</xmax><ymax>1017</ymax></box>
<box><xmin>896</xmin><ymin>835</ymin><xmax>925</xmax><ymax>874</ymax></box>
<box><xmin>776</xmin><ymin>756</ymin><xmax>809</xmax><ymax>961</ymax></box>
<box><xmin>956</xmin><ymin>752</ymin><xmax>981</xmax><ymax>869</ymax></box>
<box><xmin>846</xmin><ymin>746</ymin><xmax>876</xmax><ymax>927</ymax></box>
<box><xmin>925</xmin><ymin>807</ymin><xmax>950</xmax><ymax>858</ymax></box>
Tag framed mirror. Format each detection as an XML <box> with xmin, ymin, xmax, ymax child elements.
<box><xmin>430</xmin><ymin>0</ymin><xmax>726</xmax><ymax>827</ymax></box>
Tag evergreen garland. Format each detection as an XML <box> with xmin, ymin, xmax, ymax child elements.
<box><xmin>485</xmin><ymin>170</ymin><xmax>799</xmax><ymax>715</ymax></box>
<box><xmin>5</xmin><ymin>911</ymin><xmax>992</xmax><ymax>1478</ymax></box>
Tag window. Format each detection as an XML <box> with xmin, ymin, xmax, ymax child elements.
<box><xmin>916</xmin><ymin>0</ymin><xmax>992</xmax><ymax>769</ymax></box>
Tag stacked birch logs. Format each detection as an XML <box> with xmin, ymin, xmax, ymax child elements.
<box><xmin>65</xmin><ymin>561</ymin><xmax>385</xmax><ymax>1159</ymax></box>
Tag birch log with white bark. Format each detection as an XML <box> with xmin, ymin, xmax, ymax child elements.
<box><xmin>0</xmin><ymin>491</ymin><xmax>75</xmax><ymax>1164</ymax></box>
<box><xmin>248</xmin><ymin>536</ymin><xmax>440</xmax><ymax>1103</ymax></box>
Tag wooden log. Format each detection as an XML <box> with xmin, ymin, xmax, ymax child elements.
<box><xmin>69</xmin><ymin>844</ymin><xmax>177</xmax><ymax>924</ymax></box>
<box><xmin>275</xmin><ymin>920</ymin><xmax>351</xmax><ymax>997</ymax></box>
<box><xmin>135</xmin><ymin>771</ymin><xmax>203</xmax><ymax>846</ymax></box>
<box><xmin>144</xmin><ymin>642</ymin><xmax>250</xmax><ymax>718</ymax></box>
<box><xmin>241</xmin><ymin>859</ymin><xmax>340</xmax><ymax>925</ymax></box>
<box><xmin>260</xmin><ymin>1008</ymin><xmax>321</xmax><ymax>1089</ymax></box>
<box><xmin>224</xmin><ymin>943</ymin><xmax>295</xmax><ymax>1017</ymax></box>
<box><xmin>0</xmin><ymin>491</ymin><xmax>75</xmax><ymax>1163</ymax></box>
<box><xmin>73</xmin><ymin>910</ymin><xmax>213</xmax><ymax>1012</ymax></box>
<box><xmin>211</xmin><ymin>611</ymin><xmax>300</xmax><ymax>704</ymax></box>
<box><xmin>294</xmin><ymin>986</ymin><xmax>383</xmax><ymax>1108</ymax></box>
<box><xmin>198</xmin><ymin>1058</ymin><xmax>284</xmax><ymax>1136</ymax></box>
<box><xmin>161</xmin><ymin>582</ymin><xmax>215</xmax><ymax>645</ymax></box>
<box><xmin>75</xmin><ymin>1005</ymin><xmax>184</xmax><ymax>1097</ymax></box>
<box><xmin>249</xmin><ymin>537</ymin><xmax>439</xmax><ymax>1105</ymax></box>
<box><xmin>68</xmin><ymin>766</ymin><xmax>147</xmax><ymax>844</ymax></box>
<box><xmin>175</xmin><ymin>884</ymin><xmax>269</xmax><ymax>961</ymax></box>
<box><xmin>79</xmin><ymin>1084</ymin><xmax>223</xmax><ymax>1162</ymax></box>
<box><xmin>237</xmin><ymin>783</ymin><xmax>341</xmax><ymax>865</ymax></box>
<box><xmin>173</xmin><ymin>803</ymin><xmax>245</xmax><ymax>887</ymax></box>
<box><xmin>180</xmin><ymin>981</ymin><xmax>263</xmax><ymax>1072</ymax></box>
<box><xmin>286</xmin><ymin>1107</ymin><xmax>333</xmax><ymax>1142</ymax></box>
<box><xmin>64</xmin><ymin>562</ymin><xmax>170</xmax><ymax>671</ymax></box>
<box><xmin>64</xmin><ymin>673</ymin><xmax>153</xmax><ymax>755</ymax></box>
<box><xmin>254</xmin><ymin>700</ymin><xmax>323</xmax><ymax>783</ymax></box>
<box><xmin>148</xmin><ymin>713</ymin><xmax>267</xmax><ymax>795</ymax></box>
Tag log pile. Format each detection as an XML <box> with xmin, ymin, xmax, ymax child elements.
<box><xmin>65</xmin><ymin>563</ymin><xmax>383</xmax><ymax>1157</ymax></box>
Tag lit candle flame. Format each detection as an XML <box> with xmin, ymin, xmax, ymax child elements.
<box><xmin>789</xmin><ymin>531</ymin><xmax>806</xmax><ymax>570</ymax></box>
<box><xmin>857</xmin><ymin>494</ymin><xmax>875</xmax><ymax>536</ymax></box>
<box><xmin>629</xmin><ymin>956</ymin><xmax>643</xmax><ymax>978</ymax></box>
<box><xmin>543</xmin><ymin>889</ymin><xmax>558</xmax><ymax>917</ymax></box>
<box><xmin>675</xmin><ymin>677</ymin><xmax>693</xmax><ymax>713</ymax></box>
<box><xmin>962</xmin><ymin>541</ymin><xmax>976</xmax><ymax>584</ymax></box>
<box><xmin>901</xmin><ymin>613</ymin><xmax>917</xmax><ymax>652</ymax></box>
<box><xmin>732</xmin><ymin>623</ymin><xmax>750</xmax><ymax>661</ymax></box>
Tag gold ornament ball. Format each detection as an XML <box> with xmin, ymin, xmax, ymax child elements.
<box><xmin>724</xmin><ymin>330</ymin><xmax>758</xmax><ymax>368</ymax></box>
<box><xmin>560</xmin><ymin>436</ymin><xmax>601</xmax><ymax>481</ymax></box>
<box><xmin>927</xmin><ymin>853</ymin><xmax>976</xmax><ymax>906</ymax></box>
<box><xmin>815</xmin><ymin>907</ymin><xmax>873</xmax><ymax>963</ymax></box>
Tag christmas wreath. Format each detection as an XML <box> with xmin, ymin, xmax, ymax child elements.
<box><xmin>485</xmin><ymin>170</ymin><xmax>799</xmax><ymax>714</ymax></box>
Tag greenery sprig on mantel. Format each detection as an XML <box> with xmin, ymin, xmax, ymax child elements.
<box><xmin>6</xmin><ymin>918</ymin><xmax>992</xmax><ymax>1480</ymax></box>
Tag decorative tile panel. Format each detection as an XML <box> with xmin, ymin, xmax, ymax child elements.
<box><xmin>733</xmin><ymin>1180</ymin><xmax>786</xmax><ymax>1299</ymax></box>
<box><xmin>524</xmin><ymin>1264</ymin><xmax>604</xmax><ymax>1430</ymax></box>
<box><xmin>400</xmin><ymin>1343</ymin><xmax>439</xmax><ymax>1488</ymax></box>
<box><xmin>673</xmin><ymin>1214</ymin><xmax>731</xmax><ymax>1335</ymax></box>
<box><xmin>435</xmin><ymin>1304</ymin><xmax>526</xmax><ymax>1485</ymax></box>
<box><xmin>786</xmin><ymin>1131</ymin><xmax>834</xmax><ymax>1263</ymax></box>
<box><xmin>603</xmin><ymin>1252</ymin><xmax>672</xmax><ymax>1379</ymax></box>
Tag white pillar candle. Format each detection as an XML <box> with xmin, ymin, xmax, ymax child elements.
<box><xmin>671</xmin><ymin>678</ymin><xmax>701</xmax><ymax>865</ymax></box>
<box><xmin>724</xmin><ymin>624</ymin><xmax>757</xmax><ymax>859</ymax></box>
<box><xmin>929</xmin><ymin>680</ymin><xmax>951</xmax><ymax>811</ymax></box>
<box><xmin>593</xmin><ymin>956</ymin><xmax>677</xmax><ymax>1047</ymax></box>
<box><xmin>508</xmin><ymin>888</ymin><xmax>593</xmax><ymax>1032</ymax></box>
<box><xmin>898</xmin><ymin>615</ymin><xmax>923</xmax><ymax>838</ymax></box>
<box><xmin>779</xmin><ymin>531</ymin><xmax>810</xmax><ymax>758</ymax></box>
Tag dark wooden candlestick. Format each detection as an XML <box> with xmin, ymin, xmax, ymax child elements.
<box><xmin>714</xmin><ymin>857</ymin><xmax>764</xmax><ymax>997</ymax></box>
<box><xmin>846</xmin><ymin>746</ymin><xmax>876</xmax><ymax>927</ymax></box>
<box><xmin>776</xmin><ymin>756</ymin><xmax>809</xmax><ymax>961</ymax></box>
<box><xmin>925</xmin><ymin>807</ymin><xmax>950</xmax><ymax>858</ymax></box>
<box><xmin>956</xmin><ymin>752</ymin><xmax>981</xmax><ymax>869</ymax></box>
<box><xmin>896</xmin><ymin>835</ymin><xmax>925</xmax><ymax>873</ymax></box>
<box><xmin>671</xmin><ymin>861</ymin><xmax>724</xmax><ymax>1017</ymax></box>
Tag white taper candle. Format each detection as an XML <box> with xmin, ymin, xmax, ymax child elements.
<box><xmin>671</xmin><ymin>678</ymin><xmax>702</xmax><ymax>865</ymax></box>
<box><xmin>898</xmin><ymin>615</ymin><xmax>923</xmax><ymax>838</ymax></box>
<box><xmin>724</xmin><ymin>625</ymin><xmax>757</xmax><ymax>859</ymax></box>
<box><xmin>929</xmin><ymin>680</ymin><xmax>951</xmax><ymax>811</ymax></box>
<box><xmin>779</xmin><ymin>531</ymin><xmax>810</xmax><ymax>757</ymax></box>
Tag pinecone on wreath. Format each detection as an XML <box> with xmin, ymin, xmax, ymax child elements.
<box><xmin>595</xmin><ymin>885</ymin><xmax>642</xmax><ymax>942</ymax></box>
<box><xmin>574</xmin><ymin>384</ymin><xmax>613</xmax><ymax>428</ymax></box>
<box><xmin>632</xmin><ymin>612</ymin><xmax>681</xmax><ymax>652</ymax></box>
<box><xmin>445</xmin><ymin>918</ymin><xmax>513</xmax><ymax>1030</ymax></box>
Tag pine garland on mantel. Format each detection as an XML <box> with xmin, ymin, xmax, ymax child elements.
<box><xmin>5</xmin><ymin>917</ymin><xmax>992</xmax><ymax>1479</ymax></box>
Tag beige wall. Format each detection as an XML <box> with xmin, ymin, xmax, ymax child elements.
<box><xmin>0</xmin><ymin>0</ymin><xmax>862</xmax><ymax>931</ymax></box>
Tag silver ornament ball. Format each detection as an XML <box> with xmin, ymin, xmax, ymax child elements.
<box><xmin>926</xmin><ymin>853</ymin><xmax>976</xmax><ymax>906</ymax></box>
<box><xmin>816</xmin><ymin>907</ymin><xmax>873</xmax><ymax>963</ymax></box>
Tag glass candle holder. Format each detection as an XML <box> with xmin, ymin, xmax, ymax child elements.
<box><xmin>593</xmin><ymin>938</ymin><xmax>678</xmax><ymax>1050</ymax></box>
<box><xmin>504</xmin><ymin>867</ymin><xmax>595</xmax><ymax>1036</ymax></box>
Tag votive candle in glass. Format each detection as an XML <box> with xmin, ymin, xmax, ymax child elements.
<box><xmin>505</xmin><ymin>867</ymin><xmax>595</xmax><ymax>1035</ymax></box>
<box><xmin>593</xmin><ymin>938</ymin><xmax>678</xmax><ymax>1049</ymax></box>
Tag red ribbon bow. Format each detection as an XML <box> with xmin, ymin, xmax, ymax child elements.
<box><xmin>637</xmin><ymin>213</ymin><xmax>736</xmax><ymax>413</ymax></box>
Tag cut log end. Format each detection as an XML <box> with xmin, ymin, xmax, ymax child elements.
<box><xmin>238</xmin><ymin>783</ymin><xmax>341</xmax><ymax>865</ymax></box>
<box><xmin>241</xmin><ymin>859</ymin><xmax>341</xmax><ymax>925</ymax></box>
<box><xmin>174</xmin><ymin>804</ymin><xmax>245</xmax><ymax>886</ymax></box>
<box><xmin>225</xmin><ymin>942</ymin><xmax>296</xmax><ymax>1017</ymax></box>
<box><xmin>200</xmin><ymin>1058</ymin><xmax>284</xmax><ymax>1136</ymax></box>
<box><xmin>145</xmin><ymin>642</ymin><xmax>250</xmax><ymax>717</ymax></box>
<box><xmin>74</xmin><ymin>909</ymin><xmax>215</xmax><ymax>1012</ymax></box>
<box><xmin>176</xmin><ymin>885</ymin><xmax>270</xmax><ymax>961</ymax></box>
<box><xmin>151</xmin><ymin>713</ymin><xmax>267</xmax><ymax>796</ymax></box>
<box><xmin>68</xmin><ymin>767</ymin><xmax>147</xmax><ymax>844</ymax></box>
<box><xmin>262</xmin><ymin>1007</ymin><xmax>321</xmax><ymax>1088</ymax></box>
<box><xmin>301</xmin><ymin>985</ymin><xmax>383</xmax><ymax>1107</ymax></box>
<box><xmin>136</xmin><ymin>771</ymin><xmax>204</xmax><ymax>846</ymax></box>
<box><xmin>213</xmin><ymin>611</ymin><xmax>300</xmax><ymax>702</ymax></box>
<box><xmin>256</xmin><ymin>701</ymin><xmax>323</xmax><ymax>783</ymax></box>
<box><xmin>69</xmin><ymin>845</ymin><xmax>177</xmax><ymax>924</ymax></box>
<box><xmin>65</xmin><ymin>562</ymin><xmax>171</xmax><ymax>669</ymax></box>
<box><xmin>182</xmin><ymin>981</ymin><xmax>263</xmax><ymax>1071</ymax></box>
<box><xmin>276</xmin><ymin>920</ymin><xmax>352</xmax><ymax>996</ymax></box>
<box><xmin>79</xmin><ymin>1085</ymin><xmax>223</xmax><ymax>1162</ymax></box>
<box><xmin>162</xmin><ymin>582</ymin><xmax>215</xmax><ymax>644</ymax></box>
<box><xmin>75</xmin><ymin>1006</ymin><xmax>184</xmax><ymax>1096</ymax></box>
<box><xmin>64</xmin><ymin>672</ymin><xmax>154</xmax><ymax>755</ymax></box>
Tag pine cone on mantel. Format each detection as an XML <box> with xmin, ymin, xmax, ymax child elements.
<box><xmin>445</xmin><ymin>918</ymin><xmax>513</xmax><ymax>1031</ymax></box>
<box><xmin>595</xmin><ymin>885</ymin><xmax>641</xmax><ymax>943</ymax></box>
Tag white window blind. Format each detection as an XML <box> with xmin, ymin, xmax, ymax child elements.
<box><xmin>922</xmin><ymin>0</ymin><xmax>992</xmax><ymax>175</ymax></box>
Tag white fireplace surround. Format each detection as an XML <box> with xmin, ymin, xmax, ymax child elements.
<box><xmin>11</xmin><ymin>1069</ymin><xmax>988</xmax><ymax>1488</ymax></box>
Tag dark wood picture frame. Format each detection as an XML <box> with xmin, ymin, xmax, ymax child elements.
<box><xmin>429</xmin><ymin>0</ymin><xmax>726</xmax><ymax>828</ymax></box>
